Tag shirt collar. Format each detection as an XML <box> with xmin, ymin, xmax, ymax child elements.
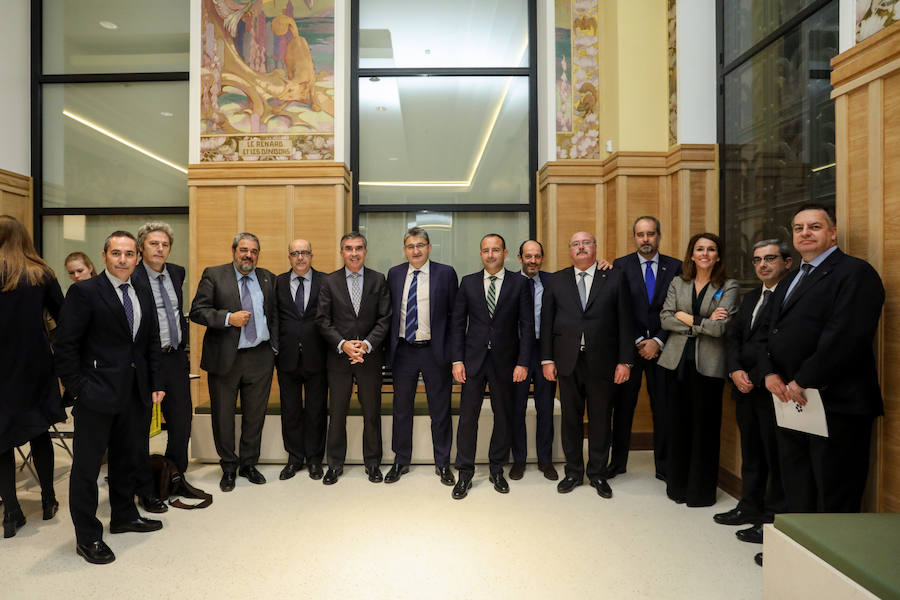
<box><xmin>802</xmin><ymin>245</ymin><xmax>838</xmax><ymax>270</ymax></box>
<box><xmin>574</xmin><ymin>262</ymin><xmax>597</xmax><ymax>277</ymax></box>
<box><xmin>233</xmin><ymin>265</ymin><xmax>257</xmax><ymax>281</ymax></box>
<box><xmin>345</xmin><ymin>266</ymin><xmax>364</xmax><ymax>278</ymax></box>
<box><xmin>762</xmin><ymin>281</ymin><xmax>779</xmax><ymax>293</ymax></box>
<box><xmin>484</xmin><ymin>268</ymin><xmax>505</xmax><ymax>281</ymax></box>
<box><xmin>292</xmin><ymin>269</ymin><xmax>312</xmax><ymax>282</ymax></box>
<box><xmin>142</xmin><ymin>261</ymin><xmax>167</xmax><ymax>280</ymax></box>
<box><xmin>104</xmin><ymin>270</ymin><xmax>132</xmax><ymax>288</ymax></box>
<box><xmin>639</xmin><ymin>253</ymin><xmax>659</xmax><ymax>266</ymax></box>
<box><xmin>408</xmin><ymin>260</ymin><xmax>430</xmax><ymax>275</ymax></box>
<box><xmin>520</xmin><ymin>270</ymin><xmax>540</xmax><ymax>280</ymax></box>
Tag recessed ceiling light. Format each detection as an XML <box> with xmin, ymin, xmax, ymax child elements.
<box><xmin>99</xmin><ymin>21</ymin><xmax>118</xmax><ymax>30</ymax></box>
<box><xmin>388</xmin><ymin>157</ymin><xmax>399</xmax><ymax>161</ymax></box>
<box><xmin>160</xmin><ymin>111</ymin><xmax>174</xmax><ymax>117</ymax></box>
<box><xmin>424</xmin><ymin>49</ymin><xmax>431</xmax><ymax>55</ymax></box>
<box><xmin>369</xmin><ymin>76</ymin><xmax>380</xmax><ymax>82</ymax></box>
<box><xmin>375</xmin><ymin>106</ymin><xmax>387</xmax><ymax>112</ymax></box>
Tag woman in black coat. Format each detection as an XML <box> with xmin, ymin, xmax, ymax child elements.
<box><xmin>0</xmin><ymin>215</ymin><xmax>66</xmax><ymax>538</ymax></box>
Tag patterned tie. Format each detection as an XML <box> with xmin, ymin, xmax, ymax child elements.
<box><xmin>486</xmin><ymin>275</ymin><xmax>498</xmax><ymax>318</ymax></box>
<box><xmin>157</xmin><ymin>274</ymin><xmax>180</xmax><ymax>347</ymax></box>
<box><xmin>240</xmin><ymin>275</ymin><xmax>258</xmax><ymax>343</ymax></box>
<box><xmin>119</xmin><ymin>283</ymin><xmax>134</xmax><ymax>339</ymax></box>
<box><xmin>752</xmin><ymin>289</ymin><xmax>773</xmax><ymax>328</ymax></box>
<box><xmin>294</xmin><ymin>275</ymin><xmax>305</xmax><ymax>317</ymax></box>
<box><xmin>783</xmin><ymin>264</ymin><xmax>812</xmax><ymax>305</ymax></box>
<box><xmin>350</xmin><ymin>272</ymin><xmax>362</xmax><ymax>315</ymax></box>
<box><xmin>577</xmin><ymin>271</ymin><xmax>587</xmax><ymax>309</ymax></box>
<box><xmin>644</xmin><ymin>260</ymin><xmax>656</xmax><ymax>303</ymax></box>
<box><xmin>405</xmin><ymin>270</ymin><xmax>420</xmax><ymax>342</ymax></box>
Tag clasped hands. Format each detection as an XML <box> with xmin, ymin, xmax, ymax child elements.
<box><xmin>765</xmin><ymin>374</ymin><xmax>807</xmax><ymax>406</ymax></box>
<box><xmin>341</xmin><ymin>340</ymin><xmax>367</xmax><ymax>364</ymax></box>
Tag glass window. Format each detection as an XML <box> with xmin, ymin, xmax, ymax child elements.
<box><xmin>42</xmin><ymin>0</ymin><xmax>189</xmax><ymax>74</ymax></box>
<box><xmin>358</xmin><ymin>211</ymin><xmax>529</xmax><ymax>276</ymax></box>
<box><xmin>43</xmin><ymin>213</ymin><xmax>189</xmax><ymax>296</ymax></box>
<box><xmin>42</xmin><ymin>81</ymin><xmax>189</xmax><ymax>208</ymax></box>
<box><xmin>358</xmin><ymin>76</ymin><xmax>529</xmax><ymax>205</ymax></box>
<box><xmin>723</xmin><ymin>0</ymin><xmax>818</xmax><ymax>65</ymax></box>
<box><xmin>359</xmin><ymin>0</ymin><xmax>529</xmax><ymax>69</ymax></box>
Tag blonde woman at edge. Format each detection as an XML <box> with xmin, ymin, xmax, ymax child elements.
<box><xmin>657</xmin><ymin>232</ymin><xmax>738</xmax><ymax>507</ymax></box>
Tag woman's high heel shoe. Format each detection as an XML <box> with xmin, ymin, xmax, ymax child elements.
<box><xmin>42</xmin><ymin>497</ymin><xmax>59</xmax><ymax>520</ymax></box>
<box><xmin>3</xmin><ymin>508</ymin><xmax>26</xmax><ymax>538</ymax></box>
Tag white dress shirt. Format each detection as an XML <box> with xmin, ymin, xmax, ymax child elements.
<box><xmin>105</xmin><ymin>270</ymin><xmax>141</xmax><ymax>340</ymax></box>
<box><xmin>400</xmin><ymin>261</ymin><xmax>431</xmax><ymax>341</ymax></box>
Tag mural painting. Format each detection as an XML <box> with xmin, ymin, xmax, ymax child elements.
<box><xmin>556</xmin><ymin>0</ymin><xmax>600</xmax><ymax>159</ymax></box>
<box><xmin>200</xmin><ymin>0</ymin><xmax>335</xmax><ymax>161</ymax></box>
<box><xmin>857</xmin><ymin>0</ymin><xmax>899</xmax><ymax>41</ymax></box>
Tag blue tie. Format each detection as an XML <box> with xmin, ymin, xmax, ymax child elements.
<box><xmin>405</xmin><ymin>270</ymin><xmax>420</xmax><ymax>343</ymax></box>
<box><xmin>119</xmin><ymin>283</ymin><xmax>134</xmax><ymax>338</ymax></box>
<box><xmin>644</xmin><ymin>260</ymin><xmax>656</xmax><ymax>303</ymax></box>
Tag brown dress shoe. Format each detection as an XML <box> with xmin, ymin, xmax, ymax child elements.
<box><xmin>538</xmin><ymin>463</ymin><xmax>558</xmax><ymax>480</ymax></box>
<box><xmin>509</xmin><ymin>462</ymin><xmax>526</xmax><ymax>480</ymax></box>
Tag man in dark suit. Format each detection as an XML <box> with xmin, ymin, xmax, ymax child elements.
<box><xmin>450</xmin><ymin>233</ymin><xmax>534</xmax><ymax>499</ymax></box>
<box><xmin>762</xmin><ymin>204</ymin><xmax>884</xmax><ymax>518</ymax></box>
<box><xmin>315</xmin><ymin>232</ymin><xmax>391</xmax><ymax>485</ymax></box>
<box><xmin>55</xmin><ymin>231</ymin><xmax>165</xmax><ymax>565</ymax></box>
<box><xmin>129</xmin><ymin>221</ymin><xmax>191</xmax><ymax>515</ymax></box>
<box><xmin>275</xmin><ymin>239</ymin><xmax>328</xmax><ymax>481</ymax></box>
<box><xmin>611</xmin><ymin>216</ymin><xmax>681</xmax><ymax>480</ymax></box>
<box><xmin>509</xmin><ymin>239</ymin><xmax>558</xmax><ymax>481</ymax></box>
<box><xmin>384</xmin><ymin>227</ymin><xmax>457</xmax><ymax>486</ymax></box>
<box><xmin>542</xmin><ymin>231</ymin><xmax>634</xmax><ymax>499</ymax></box>
<box><xmin>716</xmin><ymin>239</ymin><xmax>790</xmax><ymax>546</ymax></box>
<box><xmin>189</xmin><ymin>232</ymin><xmax>279</xmax><ymax>492</ymax></box>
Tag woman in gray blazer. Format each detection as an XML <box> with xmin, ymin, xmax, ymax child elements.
<box><xmin>658</xmin><ymin>232</ymin><xmax>738</xmax><ymax>507</ymax></box>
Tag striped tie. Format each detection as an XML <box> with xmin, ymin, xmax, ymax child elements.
<box><xmin>487</xmin><ymin>275</ymin><xmax>498</xmax><ymax>318</ymax></box>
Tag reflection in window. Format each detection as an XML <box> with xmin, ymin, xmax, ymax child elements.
<box><xmin>722</xmin><ymin>0</ymin><xmax>818</xmax><ymax>65</ymax></box>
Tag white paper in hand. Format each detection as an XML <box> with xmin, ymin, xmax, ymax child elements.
<box><xmin>772</xmin><ymin>388</ymin><xmax>829</xmax><ymax>438</ymax></box>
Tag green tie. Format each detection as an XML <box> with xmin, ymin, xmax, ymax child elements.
<box><xmin>487</xmin><ymin>275</ymin><xmax>498</xmax><ymax>318</ymax></box>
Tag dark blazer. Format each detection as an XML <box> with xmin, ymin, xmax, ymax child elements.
<box><xmin>725</xmin><ymin>287</ymin><xmax>770</xmax><ymax>386</ymax></box>
<box><xmin>315</xmin><ymin>267</ymin><xmax>392</xmax><ymax>359</ymax></box>
<box><xmin>131</xmin><ymin>261</ymin><xmax>188</xmax><ymax>350</ymax></box>
<box><xmin>55</xmin><ymin>271</ymin><xmax>162</xmax><ymax>414</ymax></box>
<box><xmin>612</xmin><ymin>252</ymin><xmax>682</xmax><ymax>344</ymax></box>
<box><xmin>275</xmin><ymin>268</ymin><xmax>326</xmax><ymax>373</ymax></box>
<box><xmin>386</xmin><ymin>261</ymin><xmax>458</xmax><ymax>367</ymax></box>
<box><xmin>450</xmin><ymin>269</ymin><xmax>534</xmax><ymax>376</ymax></box>
<box><xmin>540</xmin><ymin>266</ymin><xmax>635</xmax><ymax>378</ymax></box>
<box><xmin>758</xmin><ymin>248</ymin><xmax>884</xmax><ymax>416</ymax></box>
<box><xmin>189</xmin><ymin>263</ymin><xmax>279</xmax><ymax>375</ymax></box>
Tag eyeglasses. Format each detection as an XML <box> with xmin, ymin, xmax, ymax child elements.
<box><xmin>750</xmin><ymin>254</ymin><xmax>782</xmax><ymax>265</ymax></box>
<box><xmin>404</xmin><ymin>243</ymin><xmax>428</xmax><ymax>251</ymax></box>
<box><xmin>569</xmin><ymin>240</ymin><xmax>596</xmax><ymax>248</ymax></box>
<box><xmin>289</xmin><ymin>250</ymin><xmax>312</xmax><ymax>258</ymax></box>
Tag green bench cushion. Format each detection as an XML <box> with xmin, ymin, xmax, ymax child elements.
<box><xmin>774</xmin><ymin>513</ymin><xmax>900</xmax><ymax>600</ymax></box>
<box><xmin>195</xmin><ymin>393</ymin><xmax>463</xmax><ymax>416</ymax></box>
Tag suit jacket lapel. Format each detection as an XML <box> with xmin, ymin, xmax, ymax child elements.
<box><xmin>358</xmin><ymin>268</ymin><xmax>376</xmax><ymax>313</ymax></box>
<box><xmin>781</xmin><ymin>250</ymin><xmax>840</xmax><ymax>313</ymax></box>
<box><xmin>97</xmin><ymin>272</ymin><xmax>132</xmax><ymax>339</ymax></box>
<box><xmin>584</xmin><ymin>266</ymin><xmax>605</xmax><ymax>311</ymax></box>
<box><xmin>698</xmin><ymin>282</ymin><xmax>719</xmax><ymax>317</ymax></box>
<box><xmin>491</xmin><ymin>270</ymin><xmax>515</xmax><ymax>315</ymax></box>
<box><xmin>746</xmin><ymin>288</ymin><xmax>763</xmax><ymax>335</ymax></box>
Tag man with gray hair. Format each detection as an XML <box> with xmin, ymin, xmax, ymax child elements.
<box><xmin>190</xmin><ymin>232</ymin><xmax>279</xmax><ymax>492</ymax></box>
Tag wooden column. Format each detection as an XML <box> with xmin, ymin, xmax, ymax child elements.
<box><xmin>831</xmin><ymin>22</ymin><xmax>900</xmax><ymax>512</ymax></box>
<box><xmin>0</xmin><ymin>168</ymin><xmax>33</xmax><ymax>235</ymax></box>
<box><xmin>187</xmin><ymin>161</ymin><xmax>352</xmax><ymax>408</ymax></box>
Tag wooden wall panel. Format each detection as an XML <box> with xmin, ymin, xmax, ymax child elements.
<box><xmin>0</xmin><ymin>169</ymin><xmax>33</xmax><ymax>235</ymax></box>
<box><xmin>847</xmin><ymin>88</ymin><xmax>870</xmax><ymax>259</ymax></box>
<box><xmin>605</xmin><ymin>180</ymin><xmax>617</xmax><ymax>261</ymax></box>
<box><xmin>689</xmin><ymin>171</ymin><xmax>707</xmax><ymax>236</ymax></box>
<box><xmin>294</xmin><ymin>185</ymin><xmax>343</xmax><ymax>273</ymax></box>
<box><xmin>667</xmin><ymin>173</ymin><xmax>682</xmax><ymax>257</ymax></box>
<box><xmin>244</xmin><ymin>186</ymin><xmax>289</xmax><ymax>274</ymax></box>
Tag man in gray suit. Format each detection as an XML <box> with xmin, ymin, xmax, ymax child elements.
<box><xmin>189</xmin><ymin>233</ymin><xmax>279</xmax><ymax>492</ymax></box>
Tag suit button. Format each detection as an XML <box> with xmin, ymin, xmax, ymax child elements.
<box><xmin>130</xmin><ymin>362</ymin><xmax>136</xmax><ymax>368</ymax></box>
<box><xmin>771</xmin><ymin>329</ymin><xmax>778</xmax><ymax>334</ymax></box>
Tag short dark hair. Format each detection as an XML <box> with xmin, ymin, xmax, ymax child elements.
<box><xmin>481</xmin><ymin>233</ymin><xmax>506</xmax><ymax>250</ymax></box>
<box><xmin>518</xmin><ymin>239</ymin><xmax>544</xmax><ymax>257</ymax></box>
<box><xmin>232</xmin><ymin>232</ymin><xmax>260</xmax><ymax>252</ymax></box>
<box><xmin>103</xmin><ymin>230</ymin><xmax>137</xmax><ymax>253</ymax></box>
<box><xmin>752</xmin><ymin>238</ymin><xmax>791</xmax><ymax>259</ymax></box>
<box><xmin>340</xmin><ymin>231</ymin><xmax>367</xmax><ymax>249</ymax></box>
<box><xmin>633</xmin><ymin>216</ymin><xmax>662</xmax><ymax>236</ymax></box>
<box><xmin>680</xmin><ymin>232</ymin><xmax>728</xmax><ymax>288</ymax></box>
<box><xmin>792</xmin><ymin>203</ymin><xmax>835</xmax><ymax>228</ymax></box>
<box><xmin>403</xmin><ymin>227</ymin><xmax>429</xmax><ymax>245</ymax></box>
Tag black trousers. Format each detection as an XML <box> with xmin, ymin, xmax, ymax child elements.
<box><xmin>558</xmin><ymin>351</ymin><xmax>614</xmax><ymax>481</ymax></box>
<box><xmin>776</xmin><ymin>412</ymin><xmax>874</xmax><ymax>513</ymax></box>
<box><xmin>207</xmin><ymin>343</ymin><xmax>275</xmax><ymax>472</ymax></box>
<box><xmin>511</xmin><ymin>340</ymin><xmax>556</xmax><ymax>465</ymax></box>
<box><xmin>735</xmin><ymin>386</ymin><xmax>785</xmax><ymax>520</ymax></box>
<box><xmin>326</xmin><ymin>352</ymin><xmax>383</xmax><ymax>469</ymax></box>
<box><xmin>276</xmin><ymin>363</ymin><xmax>328</xmax><ymax>466</ymax></box>
<box><xmin>610</xmin><ymin>354</ymin><xmax>668</xmax><ymax>476</ymax></box>
<box><xmin>391</xmin><ymin>341</ymin><xmax>453</xmax><ymax>467</ymax></box>
<box><xmin>69</xmin><ymin>395</ymin><xmax>142</xmax><ymax>544</ymax></box>
<box><xmin>665</xmin><ymin>363</ymin><xmax>724</xmax><ymax>507</ymax></box>
<box><xmin>0</xmin><ymin>432</ymin><xmax>54</xmax><ymax>511</ymax></box>
<box><xmin>455</xmin><ymin>352</ymin><xmax>513</xmax><ymax>475</ymax></box>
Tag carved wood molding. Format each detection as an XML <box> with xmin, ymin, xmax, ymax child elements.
<box><xmin>188</xmin><ymin>161</ymin><xmax>351</xmax><ymax>190</ymax></box>
<box><xmin>831</xmin><ymin>21</ymin><xmax>900</xmax><ymax>97</ymax></box>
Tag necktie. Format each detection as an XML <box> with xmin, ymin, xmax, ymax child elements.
<box><xmin>644</xmin><ymin>260</ymin><xmax>656</xmax><ymax>303</ymax></box>
<box><xmin>783</xmin><ymin>264</ymin><xmax>812</xmax><ymax>305</ymax></box>
<box><xmin>119</xmin><ymin>283</ymin><xmax>134</xmax><ymax>338</ymax></box>
<box><xmin>350</xmin><ymin>272</ymin><xmax>362</xmax><ymax>315</ymax></box>
<box><xmin>294</xmin><ymin>276</ymin><xmax>305</xmax><ymax>317</ymax></box>
<box><xmin>405</xmin><ymin>270</ymin><xmax>420</xmax><ymax>342</ymax></box>
<box><xmin>752</xmin><ymin>289</ymin><xmax>772</xmax><ymax>328</ymax></box>
<box><xmin>158</xmin><ymin>273</ymin><xmax>180</xmax><ymax>347</ymax></box>
<box><xmin>240</xmin><ymin>275</ymin><xmax>258</xmax><ymax>343</ymax></box>
<box><xmin>487</xmin><ymin>275</ymin><xmax>498</xmax><ymax>318</ymax></box>
<box><xmin>577</xmin><ymin>271</ymin><xmax>587</xmax><ymax>309</ymax></box>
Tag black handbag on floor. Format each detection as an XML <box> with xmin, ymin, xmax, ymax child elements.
<box><xmin>149</xmin><ymin>454</ymin><xmax>213</xmax><ymax>509</ymax></box>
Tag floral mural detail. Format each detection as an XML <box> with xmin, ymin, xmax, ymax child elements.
<box><xmin>668</xmin><ymin>0</ymin><xmax>677</xmax><ymax>147</ymax></box>
<box><xmin>556</xmin><ymin>0</ymin><xmax>601</xmax><ymax>159</ymax></box>
<box><xmin>200</xmin><ymin>0</ymin><xmax>335</xmax><ymax>161</ymax></box>
<box><xmin>857</xmin><ymin>0</ymin><xmax>899</xmax><ymax>42</ymax></box>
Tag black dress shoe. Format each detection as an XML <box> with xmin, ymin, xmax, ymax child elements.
<box><xmin>736</xmin><ymin>523</ymin><xmax>764</xmax><ymax>544</ymax></box>
<box><xmin>3</xmin><ymin>508</ymin><xmax>26</xmax><ymax>538</ymax></box>
<box><xmin>606</xmin><ymin>464</ymin><xmax>626</xmax><ymax>479</ymax></box>
<box><xmin>538</xmin><ymin>463</ymin><xmax>559</xmax><ymax>481</ymax></box>
<box><xmin>713</xmin><ymin>506</ymin><xmax>760</xmax><ymax>526</ymax></box>
<box><xmin>452</xmin><ymin>473</ymin><xmax>473</xmax><ymax>500</ymax></box>
<box><xmin>279</xmin><ymin>463</ymin><xmax>302</xmax><ymax>480</ymax></box>
<box><xmin>557</xmin><ymin>475</ymin><xmax>583</xmax><ymax>494</ymax></box>
<box><xmin>308</xmin><ymin>463</ymin><xmax>324</xmax><ymax>480</ymax></box>
<box><xmin>76</xmin><ymin>540</ymin><xmax>116</xmax><ymax>565</ymax></box>
<box><xmin>323</xmin><ymin>467</ymin><xmax>342</xmax><ymax>485</ymax></box>
<box><xmin>590</xmin><ymin>479</ymin><xmax>613</xmax><ymax>499</ymax></box>
<box><xmin>754</xmin><ymin>552</ymin><xmax>763</xmax><ymax>567</ymax></box>
<box><xmin>109</xmin><ymin>516</ymin><xmax>163</xmax><ymax>534</ymax></box>
<box><xmin>139</xmin><ymin>495</ymin><xmax>168</xmax><ymax>514</ymax></box>
<box><xmin>366</xmin><ymin>466</ymin><xmax>384</xmax><ymax>483</ymax></box>
<box><xmin>220</xmin><ymin>471</ymin><xmax>236</xmax><ymax>492</ymax></box>
<box><xmin>655</xmin><ymin>472</ymin><xmax>666</xmax><ymax>482</ymax></box>
<box><xmin>384</xmin><ymin>463</ymin><xmax>409</xmax><ymax>484</ymax></box>
<box><xmin>508</xmin><ymin>462</ymin><xmax>526</xmax><ymax>480</ymax></box>
<box><xmin>435</xmin><ymin>466</ymin><xmax>455</xmax><ymax>486</ymax></box>
<box><xmin>42</xmin><ymin>497</ymin><xmax>59</xmax><ymax>520</ymax></box>
<box><xmin>238</xmin><ymin>466</ymin><xmax>267</xmax><ymax>485</ymax></box>
<box><xmin>489</xmin><ymin>473</ymin><xmax>510</xmax><ymax>494</ymax></box>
